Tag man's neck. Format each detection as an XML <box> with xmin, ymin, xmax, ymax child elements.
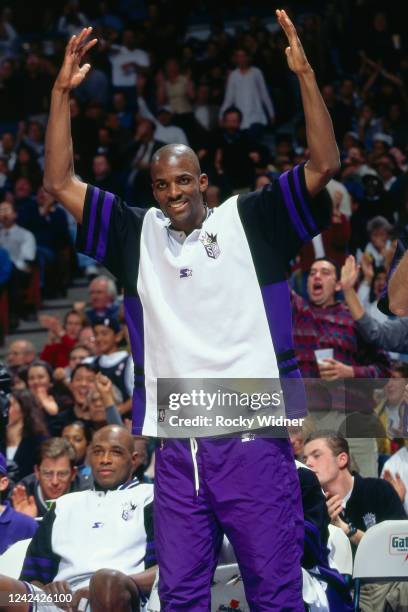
<box><xmin>310</xmin><ymin>298</ymin><xmax>337</xmax><ymax>309</ymax></box>
<box><xmin>94</xmin><ymin>475</ymin><xmax>135</xmax><ymax>492</ymax></box>
<box><xmin>326</xmin><ymin>470</ymin><xmax>354</xmax><ymax>499</ymax></box>
<box><xmin>101</xmin><ymin>347</ymin><xmax>119</xmax><ymax>356</ymax></box>
<box><xmin>171</xmin><ymin>205</ymin><xmax>207</xmax><ymax>236</ymax></box>
<box><xmin>94</xmin><ymin>304</ymin><xmax>113</xmax><ymax>313</ymax></box>
<box><xmin>386</xmin><ymin>401</ymin><xmax>403</xmax><ymax>410</ymax></box>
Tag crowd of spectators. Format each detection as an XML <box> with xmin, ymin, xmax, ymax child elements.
<box><xmin>0</xmin><ymin>0</ymin><xmax>408</xmax><ymax>608</ymax></box>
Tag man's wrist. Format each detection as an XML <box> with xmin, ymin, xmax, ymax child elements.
<box><xmin>52</xmin><ymin>84</ymin><xmax>71</xmax><ymax>96</ymax></box>
<box><xmin>343</xmin><ymin>287</ymin><xmax>357</xmax><ymax>301</ymax></box>
<box><xmin>296</xmin><ymin>66</ymin><xmax>315</xmax><ymax>81</ymax></box>
<box><xmin>346</xmin><ymin>365</ymin><xmax>355</xmax><ymax>378</ymax></box>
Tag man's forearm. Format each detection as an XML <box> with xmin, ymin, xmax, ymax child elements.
<box><xmin>298</xmin><ymin>70</ymin><xmax>340</xmax><ymax>192</ymax></box>
<box><xmin>131</xmin><ymin>566</ymin><xmax>157</xmax><ymax>595</ymax></box>
<box><xmin>349</xmin><ymin>529</ymin><xmax>364</xmax><ymax>546</ymax></box>
<box><xmin>356</xmin><ymin>313</ymin><xmax>408</xmax><ymax>353</ymax></box>
<box><xmin>343</xmin><ymin>287</ymin><xmax>365</xmax><ymax>321</ymax></box>
<box><xmin>44</xmin><ymin>88</ymin><xmax>74</xmax><ymax>195</ymax></box>
<box><xmin>389</xmin><ymin>251</ymin><xmax>408</xmax><ymax>316</ymax></box>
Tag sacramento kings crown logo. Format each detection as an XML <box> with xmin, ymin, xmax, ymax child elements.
<box><xmin>200</xmin><ymin>232</ymin><xmax>220</xmax><ymax>259</ymax></box>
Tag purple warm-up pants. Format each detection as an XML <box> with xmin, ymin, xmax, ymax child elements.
<box><xmin>154</xmin><ymin>435</ymin><xmax>304</xmax><ymax>611</ymax></box>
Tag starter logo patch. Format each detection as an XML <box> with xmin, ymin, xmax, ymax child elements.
<box><xmin>180</xmin><ymin>268</ymin><xmax>192</xmax><ymax>278</ymax></box>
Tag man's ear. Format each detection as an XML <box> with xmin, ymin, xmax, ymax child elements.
<box><xmin>70</xmin><ymin>466</ymin><xmax>78</xmax><ymax>482</ymax></box>
<box><xmin>34</xmin><ymin>465</ymin><xmax>39</xmax><ymax>479</ymax></box>
<box><xmin>337</xmin><ymin>452</ymin><xmax>349</xmax><ymax>470</ymax></box>
<box><xmin>199</xmin><ymin>173</ymin><xmax>209</xmax><ymax>193</ymax></box>
<box><xmin>0</xmin><ymin>475</ymin><xmax>9</xmax><ymax>492</ymax></box>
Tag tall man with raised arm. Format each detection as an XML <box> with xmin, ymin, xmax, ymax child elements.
<box><xmin>43</xmin><ymin>10</ymin><xmax>340</xmax><ymax>610</ymax></box>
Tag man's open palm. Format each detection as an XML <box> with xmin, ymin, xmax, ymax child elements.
<box><xmin>11</xmin><ymin>485</ymin><xmax>38</xmax><ymax>518</ymax></box>
<box><xmin>276</xmin><ymin>9</ymin><xmax>310</xmax><ymax>75</ymax></box>
<box><xmin>55</xmin><ymin>27</ymin><xmax>97</xmax><ymax>91</ymax></box>
<box><xmin>341</xmin><ymin>255</ymin><xmax>359</xmax><ymax>292</ymax></box>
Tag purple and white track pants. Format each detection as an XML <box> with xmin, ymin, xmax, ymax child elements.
<box><xmin>154</xmin><ymin>435</ymin><xmax>304</xmax><ymax>611</ymax></box>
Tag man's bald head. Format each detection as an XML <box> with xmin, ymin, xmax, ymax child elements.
<box><xmin>90</xmin><ymin>425</ymin><xmax>138</xmax><ymax>489</ymax></box>
<box><xmin>151</xmin><ymin>144</ymin><xmax>201</xmax><ymax>178</ymax></box>
<box><xmin>7</xmin><ymin>339</ymin><xmax>36</xmax><ymax>367</ymax></box>
<box><xmin>92</xmin><ymin>425</ymin><xmax>134</xmax><ymax>454</ymax></box>
<box><xmin>150</xmin><ymin>143</ymin><xmax>208</xmax><ymax>234</ymax></box>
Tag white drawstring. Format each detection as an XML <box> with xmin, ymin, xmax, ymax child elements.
<box><xmin>189</xmin><ymin>437</ymin><xmax>199</xmax><ymax>496</ymax></box>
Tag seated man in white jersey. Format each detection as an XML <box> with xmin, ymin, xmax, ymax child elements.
<box><xmin>0</xmin><ymin>426</ymin><xmax>156</xmax><ymax>612</ymax></box>
<box><xmin>42</xmin><ymin>10</ymin><xmax>339</xmax><ymax>611</ymax></box>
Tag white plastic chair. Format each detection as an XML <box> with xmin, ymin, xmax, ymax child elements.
<box><xmin>353</xmin><ymin>520</ymin><xmax>408</xmax><ymax>610</ymax></box>
<box><xmin>328</xmin><ymin>524</ymin><xmax>353</xmax><ymax>576</ymax></box>
<box><xmin>0</xmin><ymin>538</ymin><xmax>31</xmax><ymax>579</ymax></box>
<box><xmin>146</xmin><ymin>565</ymin><xmax>248</xmax><ymax>612</ymax></box>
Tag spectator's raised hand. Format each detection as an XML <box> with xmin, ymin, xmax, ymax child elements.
<box><xmin>39</xmin><ymin>314</ymin><xmax>63</xmax><ymax>338</ymax></box>
<box><xmin>340</xmin><ymin>255</ymin><xmax>359</xmax><ymax>292</ymax></box>
<box><xmin>55</xmin><ymin>27</ymin><xmax>97</xmax><ymax>92</ymax></box>
<box><xmin>36</xmin><ymin>386</ymin><xmax>59</xmax><ymax>415</ymax></box>
<box><xmin>326</xmin><ymin>493</ymin><xmax>347</xmax><ymax>529</ymax></box>
<box><xmin>383</xmin><ymin>469</ymin><xmax>407</xmax><ymax>503</ymax></box>
<box><xmin>276</xmin><ymin>9</ymin><xmax>310</xmax><ymax>75</ymax></box>
<box><xmin>95</xmin><ymin>372</ymin><xmax>115</xmax><ymax>407</ymax></box>
<box><xmin>73</xmin><ymin>301</ymin><xmax>86</xmax><ymax>313</ymax></box>
<box><xmin>11</xmin><ymin>484</ymin><xmax>38</xmax><ymax>518</ymax></box>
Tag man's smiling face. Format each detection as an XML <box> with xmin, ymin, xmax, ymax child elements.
<box><xmin>151</xmin><ymin>145</ymin><xmax>208</xmax><ymax>234</ymax></box>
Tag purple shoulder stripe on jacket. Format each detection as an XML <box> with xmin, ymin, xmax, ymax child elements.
<box><xmin>95</xmin><ymin>191</ymin><xmax>115</xmax><ymax>261</ymax></box>
<box><xmin>85</xmin><ymin>186</ymin><xmax>100</xmax><ymax>254</ymax></box>
<box><xmin>279</xmin><ymin>170</ymin><xmax>310</xmax><ymax>242</ymax></box>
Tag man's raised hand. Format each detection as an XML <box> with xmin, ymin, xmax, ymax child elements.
<box><xmin>341</xmin><ymin>255</ymin><xmax>360</xmax><ymax>292</ymax></box>
<box><xmin>11</xmin><ymin>484</ymin><xmax>38</xmax><ymax>518</ymax></box>
<box><xmin>276</xmin><ymin>9</ymin><xmax>311</xmax><ymax>75</ymax></box>
<box><xmin>55</xmin><ymin>27</ymin><xmax>97</xmax><ymax>92</ymax></box>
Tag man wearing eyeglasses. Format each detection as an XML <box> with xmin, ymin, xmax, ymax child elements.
<box><xmin>9</xmin><ymin>437</ymin><xmax>91</xmax><ymax>518</ymax></box>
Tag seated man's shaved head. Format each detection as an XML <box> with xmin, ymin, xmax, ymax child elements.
<box><xmin>151</xmin><ymin>143</ymin><xmax>201</xmax><ymax>177</ymax></box>
<box><xmin>92</xmin><ymin>425</ymin><xmax>135</xmax><ymax>454</ymax></box>
<box><xmin>90</xmin><ymin>425</ymin><xmax>138</xmax><ymax>489</ymax></box>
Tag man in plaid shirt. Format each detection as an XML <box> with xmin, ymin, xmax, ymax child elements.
<box><xmin>292</xmin><ymin>257</ymin><xmax>390</xmax><ymax>476</ymax></box>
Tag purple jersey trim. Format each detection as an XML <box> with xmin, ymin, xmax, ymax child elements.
<box><xmin>95</xmin><ymin>191</ymin><xmax>115</xmax><ymax>261</ymax></box>
<box><xmin>124</xmin><ymin>295</ymin><xmax>146</xmax><ymax>434</ymax></box>
<box><xmin>293</xmin><ymin>164</ymin><xmax>318</xmax><ymax>235</ymax></box>
<box><xmin>260</xmin><ymin>282</ymin><xmax>307</xmax><ymax>417</ymax></box>
<box><xmin>85</xmin><ymin>186</ymin><xmax>100</xmax><ymax>254</ymax></box>
<box><xmin>279</xmin><ymin>171</ymin><xmax>310</xmax><ymax>242</ymax></box>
